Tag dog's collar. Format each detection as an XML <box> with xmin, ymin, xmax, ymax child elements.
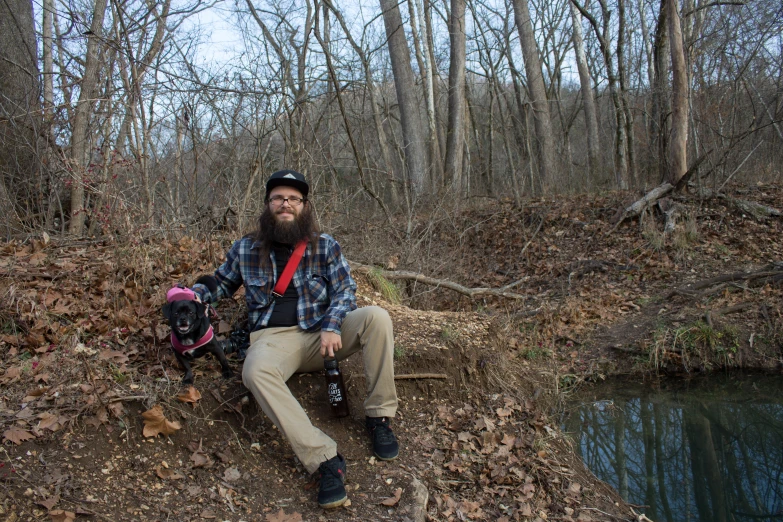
<box><xmin>170</xmin><ymin>325</ymin><xmax>214</xmax><ymax>355</ymax></box>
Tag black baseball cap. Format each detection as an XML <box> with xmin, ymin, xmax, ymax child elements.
<box><xmin>265</xmin><ymin>170</ymin><xmax>309</xmax><ymax>199</ymax></box>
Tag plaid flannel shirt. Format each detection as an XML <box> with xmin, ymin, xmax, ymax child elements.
<box><xmin>192</xmin><ymin>234</ymin><xmax>357</xmax><ymax>334</ymax></box>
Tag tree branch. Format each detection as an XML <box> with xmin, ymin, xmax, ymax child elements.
<box><xmin>350</xmin><ymin>262</ymin><xmax>529</xmax><ymax>300</ymax></box>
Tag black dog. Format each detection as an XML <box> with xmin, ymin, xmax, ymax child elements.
<box><xmin>162</xmin><ymin>277</ymin><xmax>233</xmax><ymax>384</ymax></box>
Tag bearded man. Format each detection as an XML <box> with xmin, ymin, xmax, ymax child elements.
<box><xmin>192</xmin><ymin>170</ymin><xmax>399</xmax><ymax>509</ymax></box>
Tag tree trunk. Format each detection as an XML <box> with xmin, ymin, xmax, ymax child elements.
<box><xmin>617</xmin><ymin>0</ymin><xmax>636</xmax><ymax>186</ymax></box>
<box><xmin>667</xmin><ymin>0</ymin><xmax>688</xmax><ymax>185</ymax></box>
<box><xmin>409</xmin><ymin>0</ymin><xmax>442</xmax><ymax>186</ymax></box>
<box><xmin>0</xmin><ymin>0</ymin><xmax>39</xmax><ymax>232</ymax></box>
<box><xmin>569</xmin><ymin>2</ymin><xmax>600</xmax><ymax>181</ymax></box>
<box><xmin>512</xmin><ymin>0</ymin><xmax>557</xmax><ymax>194</ymax></box>
<box><xmin>68</xmin><ymin>0</ymin><xmax>109</xmax><ymax>235</ymax></box>
<box><xmin>379</xmin><ymin>0</ymin><xmax>428</xmax><ymax>197</ymax></box>
<box><xmin>445</xmin><ymin>0</ymin><xmax>467</xmax><ymax>197</ymax></box>
<box><xmin>571</xmin><ymin>0</ymin><xmax>630</xmax><ymax>189</ymax></box>
<box><xmin>652</xmin><ymin>0</ymin><xmax>671</xmax><ymax>182</ymax></box>
<box><xmin>42</xmin><ymin>0</ymin><xmax>54</xmax><ymax>118</ymax></box>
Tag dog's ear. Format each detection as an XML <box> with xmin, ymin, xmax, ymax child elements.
<box><xmin>162</xmin><ymin>303</ymin><xmax>172</xmax><ymax>320</ymax></box>
<box><xmin>195</xmin><ymin>274</ymin><xmax>218</xmax><ymax>293</ymax></box>
<box><xmin>194</xmin><ymin>301</ymin><xmax>207</xmax><ymax>317</ymax></box>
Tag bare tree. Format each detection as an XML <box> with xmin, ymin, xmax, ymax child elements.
<box><xmin>667</xmin><ymin>0</ymin><xmax>688</xmax><ymax>185</ymax></box>
<box><xmin>68</xmin><ymin>0</ymin><xmax>109</xmax><ymax>235</ymax></box>
<box><xmin>0</xmin><ymin>0</ymin><xmax>39</xmax><ymax>233</ymax></box>
<box><xmin>512</xmin><ymin>0</ymin><xmax>557</xmax><ymax>194</ymax></box>
<box><xmin>408</xmin><ymin>0</ymin><xmax>442</xmax><ymax>184</ymax></box>
<box><xmin>445</xmin><ymin>0</ymin><xmax>468</xmax><ymax>196</ymax></box>
<box><xmin>569</xmin><ymin>1</ymin><xmax>601</xmax><ymax>180</ymax></box>
<box><xmin>379</xmin><ymin>0</ymin><xmax>429</xmax><ymax>197</ymax></box>
<box><xmin>571</xmin><ymin>0</ymin><xmax>633</xmax><ymax>189</ymax></box>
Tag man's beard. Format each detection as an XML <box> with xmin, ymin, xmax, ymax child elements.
<box><xmin>256</xmin><ymin>204</ymin><xmax>317</xmax><ymax>247</ymax></box>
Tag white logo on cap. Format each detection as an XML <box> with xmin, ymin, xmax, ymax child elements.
<box><xmin>284</xmin><ymin>173</ymin><xmax>297</xmax><ymax>179</ymax></box>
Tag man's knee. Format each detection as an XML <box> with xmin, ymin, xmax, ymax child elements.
<box><xmin>242</xmin><ymin>357</ymin><xmax>284</xmax><ymax>392</ymax></box>
<box><xmin>361</xmin><ymin>306</ymin><xmax>392</xmax><ymax>330</ymax></box>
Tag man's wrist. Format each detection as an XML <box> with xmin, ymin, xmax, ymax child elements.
<box><xmin>321</xmin><ymin>325</ymin><xmax>341</xmax><ymax>336</ymax></box>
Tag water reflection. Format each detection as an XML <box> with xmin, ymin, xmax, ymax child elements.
<box><xmin>564</xmin><ymin>375</ymin><xmax>783</xmax><ymax>522</ymax></box>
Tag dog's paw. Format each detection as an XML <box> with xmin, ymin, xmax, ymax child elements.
<box><xmin>222</xmin><ymin>369</ymin><xmax>234</xmax><ymax>379</ymax></box>
<box><xmin>182</xmin><ymin>374</ymin><xmax>194</xmax><ymax>384</ymax></box>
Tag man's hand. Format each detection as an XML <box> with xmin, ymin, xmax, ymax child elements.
<box><xmin>320</xmin><ymin>331</ymin><xmax>342</xmax><ymax>358</ymax></box>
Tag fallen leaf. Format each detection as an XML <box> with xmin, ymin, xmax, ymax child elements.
<box><xmin>380</xmin><ymin>487</ymin><xmax>403</xmax><ymax>506</ymax></box>
<box><xmin>190</xmin><ymin>451</ymin><xmax>212</xmax><ymax>468</ymax></box>
<box><xmin>37</xmin><ymin>495</ymin><xmax>59</xmax><ymax>510</ymax></box>
<box><xmin>49</xmin><ymin>510</ymin><xmax>76</xmax><ymax>522</ymax></box>
<box><xmin>177</xmin><ymin>386</ymin><xmax>201</xmax><ymax>405</ymax></box>
<box><xmin>218</xmin><ymin>320</ymin><xmax>231</xmax><ymax>334</ymax></box>
<box><xmin>156</xmin><ymin>465</ymin><xmax>185</xmax><ymax>480</ymax></box>
<box><xmin>141</xmin><ymin>405</ymin><xmax>181</xmax><ymax>437</ymax></box>
<box><xmin>99</xmin><ymin>350</ymin><xmax>128</xmax><ymax>364</ymax></box>
<box><xmin>474</xmin><ymin>416</ymin><xmax>495</xmax><ymax>432</ymax></box>
<box><xmin>38</xmin><ymin>412</ymin><xmax>65</xmax><ymax>432</ymax></box>
<box><xmin>1</xmin><ymin>366</ymin><xmax>22</xmax><ymax>383</ymax></box>
<box><xmin>3</xmin><ymin>427</ymin><xmax>35</xmax><ymax>445</ymax></box>
<box><xmin>25</xmin><ymin>387</ymin><xmax>49</xmax><ymax>398</ymax></box>
<box><xmin>265</xmin><ymin>508</ymin><xmax>303</xmax><ymax>521</ymax></box>
<box><xmin>200</xmin><ymin>509</ymin><xmax>217</xmax><ymax>519</ymax></box>
<box><xmin>108</xmin><ymin>402</ymin><xmax>124</xmax><ymax>418</ymax></box>
<box><xmin>496</xmin><ymin>407</ymin><xmax>512</xmax><ymax>417</ymax></box>
<box><xmin>223</xmin><ymin>467</ymin><xmax>241</xmax><ymax>482</ymax></box>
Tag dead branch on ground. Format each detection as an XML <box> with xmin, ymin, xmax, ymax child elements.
<box><xmin>697</xmin><ymin>187</ymin><xmax>783</xmax><ymax>219</ymax></box>
<box><xmin>350</xmin><ymin>262</ymin><xmax>529</xmax><ymax>300</ymax></box>
<box><xmin>609</xmin><ymin>183</ymin><xmax>675</xmax><ymax>233</ymax></box>
<box><xmin>394</xmin><ymin>373</ymin><xmax>449</xmax><ymax>380</ymax></box>
<box><xmin>667</xmin><ymin>264</ymin><xmax>783</xmax><ymax>300</ymax></box>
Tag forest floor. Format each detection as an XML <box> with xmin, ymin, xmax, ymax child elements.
<box><xmin>0</xmin><ymin>182</ymin><xmax>782</xmax><ymax>522</ymax></box>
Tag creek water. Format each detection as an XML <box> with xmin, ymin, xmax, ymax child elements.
<box><xmin>563</xmin><ymin>373</ymin><xmax>783</xmax><ymax>522</ymax></box>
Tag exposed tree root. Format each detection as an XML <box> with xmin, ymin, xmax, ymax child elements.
<box><xmin>667</xmin><ymin>264</ymin><xmax>783</xmax><ymax>300</ymax></box>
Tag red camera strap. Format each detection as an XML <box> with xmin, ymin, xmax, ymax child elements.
<box><xmin>272</xmin><ymin>240</ymin><xmax>308</xmax><ymax>297</ymax></box>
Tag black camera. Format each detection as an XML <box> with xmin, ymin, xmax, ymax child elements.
<box><xmin>221</xmin><ymin>326</ymin><xmax>250</xmax><ymax>360</ymax></box>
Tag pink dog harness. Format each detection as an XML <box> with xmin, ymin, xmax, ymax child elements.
<box><xmin>167</xmin><ymin>285</ymin><xmax>215</xmax><ymax>356</ymax></box>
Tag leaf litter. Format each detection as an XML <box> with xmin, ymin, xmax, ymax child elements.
<box><xmin>0</xmin><ymin>184</ymin><xmax>780</xmax><ymax>520</ymax></box>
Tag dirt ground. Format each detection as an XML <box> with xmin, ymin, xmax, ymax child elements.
<box><xmin>1</xmin><ymin>182</ymin><xmax>782</xmax><ymax>521</ymax></box>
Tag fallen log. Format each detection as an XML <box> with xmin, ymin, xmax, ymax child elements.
<box><xmin>609</xmin><ymin>183</ymin><xmax>675</xmax><ymax>232</ymax></box>
<box><xmin>350</xmin><ymin>262</ymin><xmax>529</xmax><ymax>300</ymax></box>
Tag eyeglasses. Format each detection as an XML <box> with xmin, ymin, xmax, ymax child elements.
<box><xmin>268</xmin><ymin>195</ymin><xmax>305</xmax><ymax>206</ymax></box>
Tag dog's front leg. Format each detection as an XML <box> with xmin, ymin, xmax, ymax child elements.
<box><xmin>210</xmin><ymin>343</ymin><xmax>234</xmax><ymax>379</ymax></box>
<box><xmin>174</xmin><ymin>351</ymin><xmax>195</xmax><ymax>384</ymax></box>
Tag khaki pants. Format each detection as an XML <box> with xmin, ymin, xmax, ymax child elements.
<box><xmin>243</xmin><ymin>306</ymin><xmax>398</xmax><ymax>474</ymax></box>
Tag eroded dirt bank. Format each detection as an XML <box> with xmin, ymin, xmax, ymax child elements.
<box><xmin>1</xmin><ymin>184</ymin><xmax>781</xmax><ymax>521</ymax></box>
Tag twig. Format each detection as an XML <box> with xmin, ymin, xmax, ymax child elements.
<box><xmin>580</xmin><ymin>506</ymin><xmax>627</xmax><ymax>520</ymax></box>
<box><xmin>107</xmin><ymin>395</ymin><xmax>149</xmax><ymax>402</ymax></box>
<box><xmin>394</xmin><ymin>373</ymin><xmax>449</xmax><ymax>380</ymax></box>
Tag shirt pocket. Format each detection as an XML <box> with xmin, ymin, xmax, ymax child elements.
<box><xmin>245</xmin><ymin>275</ymin><xmax>270</xmax><ymax>309</ymax></box>
<box><xmin>306</xmin><ymin>273</ymin><xmax>329</xmax><ymax>303</ymax></box>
